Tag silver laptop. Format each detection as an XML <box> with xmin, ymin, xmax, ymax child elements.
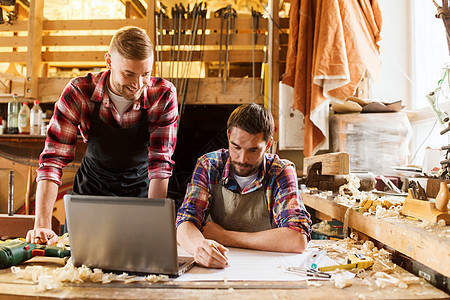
<box><xmin>64</xmin><ymin>194</ymin><xmax>195</xmax><ymax>277</ymax></box>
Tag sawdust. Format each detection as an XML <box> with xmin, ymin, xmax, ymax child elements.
<box><xmin>334</xmin><ymin>273</ymin><xmax>353</xmax><ymax>289</ymax></box>
<box><xmin>330</xmin><ymin>174</ymin><xmax>404</xmax><ymax>222</ymax></box>
<box><xmin>309</xmin><ymin>236</ymin><xmax>426</xmax><ymax>290</ymax></box>
<box><xmin>11</xmin><ymin>258</ymin><xmax>169</xmax><ymax>292</ymax></box>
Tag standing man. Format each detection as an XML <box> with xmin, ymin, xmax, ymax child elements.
<box><xmin>27</xmin><ymin>26</ymin><xmax>178</xmax><ymax>245</ymax></box>
<box><xmin>176</xmin><ymin>103</ymin><xmax>311</xmax><ymax>268</ymax></box>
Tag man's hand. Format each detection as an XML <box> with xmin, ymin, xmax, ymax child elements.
<box><xmin>26</xmin><ymin>228</ymin><xmax>58</xmax><ymax>245</ymax></box>
<box><xmin>193</xmin><ymin>239</ymin><xmax>229</xmax><ymax>269</ymax></box>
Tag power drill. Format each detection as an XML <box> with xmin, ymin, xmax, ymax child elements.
<box><xmin>0</xmin><ymin>239</ymin><xmax>70</xmax><ymax>269</ymax></box>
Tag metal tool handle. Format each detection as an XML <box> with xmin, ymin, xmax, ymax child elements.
<box><xmin>8</xmin><ymin>170</ymin><xmax>14</xmax><ymax>216</ymax></box>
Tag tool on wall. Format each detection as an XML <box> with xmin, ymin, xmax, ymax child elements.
<box><xmin>155</xmin><ymin>3</ymin><xmax>168</xmax><ymax>77</ymax></box>
<box><xmin>195</xmin><ymin>2</ymin><xmax>208</xmax><ymax>103</ymax></box>
<box><xmin>223</xmin><ymin>5</ymin><xmax>237</xmax><ymax>94</ymax></box>
<box><xmin>214</xmin><ymin>6</ymin><xmax>226</xmax><ymax>79</ymax></box>
<box><xmin>177</xmin><ymin>2</ymin><xmax>207</xmax><ymax>128</ymax></box>
<box><xmin>251</xmin><ymin>8</ymin><xmax>262</xmax><ymax>102</ymax></box>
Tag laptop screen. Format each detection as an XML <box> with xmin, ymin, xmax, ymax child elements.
<box><xmin>64</xmin><ymin>195</ymin><xmax>181</xmax><ymax>275</ymax></box>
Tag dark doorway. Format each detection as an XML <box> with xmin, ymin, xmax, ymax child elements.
<box><xmin>168</xmin><ymin>105</ymin><xmax>238</xmax><ymax>210</ymax></box>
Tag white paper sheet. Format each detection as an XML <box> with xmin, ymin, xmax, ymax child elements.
<box><xmin>176</xmin><ymin>246</ymin><xmax>352</xmax><ymax>282</ymax></box>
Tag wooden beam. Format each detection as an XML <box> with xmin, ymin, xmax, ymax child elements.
<box><xmin>124</xmin><ymin>0</ymin><xmax>144</xmax><ymax>18</ymax></box>
<box><xmin>25</xmin><ymin>0</ymin><xmax>43</xmax><ymax>99</ymax></box>
<box><xmin>146</xmin><ymin>0</ymin><xmax>155</xmax><ymax>76</ymax></box>
<box><xmin>269</xmin><ymin>0</ymin><xmax>280</xmax><ymax>145</ymax></box>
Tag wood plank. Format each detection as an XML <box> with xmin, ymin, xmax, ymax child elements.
<box><xmin>303</xmin><ymin>152</ymin><xmax>350</xmax><ymax>175</ymax></box>
<box><xmin>0</xmin><ymin>52</ymin><xmax>27</xmax><ymax>63</ymax></box>
<box><xmin>0</xmin><ymin>36</ymin><xmax>27</xmax><ymax>47</ymax></box>
<box><xmin>41</xmin><ymin>50</ymin><xmax>265</xmax><ymax>63</ymax></box>
<box><xmin>42</xmin><ymin>19</ymin><xmax>147</xmax><ymax>31</ymax></box>
<box><xmin>0</xmin><ymin>33</ymin><xmax>267</xmax><ymax>48</ymax></box>
<box><xmin>0</xmin><ymin>214</ymin><xmax>60</xmax><ymax>238</ymax></box>
<box><xmin>301</xmin><ymin>192</ymin><xmax>450</xmax><ymax>277</ymax></box>
<box><xmin>0</xmin><ymin>17</ymin><xmax>268</xmax><ymax>34</ymax></box>
<box><xmin>35</xmin><ymin>77</ymin><xmax>263</xmax><ymax>105</ymax></box>
<box><xmin>183</xmin><ymin>77</ymin><xmax>263</xmax><ymax>105</ymax></box>
<box><xmin>25</xmin><ymin>0</ymin><xmax>43</xmax><ymax>99</ymax></box>
<box><xmin>37</xmin><ymin>77</ymin><xmax>70</xmax><ymax>102</ymax></box>
<box><xmin>0</xmin><ymin>20</ymin><xmax>28</xmax><ymax>31</ymax></box>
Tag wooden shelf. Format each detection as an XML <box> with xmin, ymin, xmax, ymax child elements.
<box><xmin>301</xmin><ymin>192</ymin><xmax>450</xmax><ymax>277</ymax></box>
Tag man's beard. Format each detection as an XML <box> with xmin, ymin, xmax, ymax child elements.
<box><xmin>230</xmin><ymin>159</ymin><xmax>262</xmax><ymax>177</ymax></box>
<box><xmin>111</xmin><ymin>81</ymin><xmax>144</xmax><ymax>101</ymax></box>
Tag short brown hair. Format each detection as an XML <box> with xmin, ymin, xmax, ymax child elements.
<box><xmin>109</xmin><ymin>26</ymin><xmax>153</xmax><ymax>60</ymax></box>
<box><xmin>227</xmin><ymin>103</ymin><xmax>274</xmax><ymax>142</ymax></box>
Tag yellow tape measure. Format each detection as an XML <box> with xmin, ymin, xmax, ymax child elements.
<box><xmin>318</xmin><ymin>253</ymin><xmax>374</xmax><ymax>272</ymax></box>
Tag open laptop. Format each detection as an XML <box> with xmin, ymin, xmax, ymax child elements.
<box><xmin>63</xmin><ymin>194</ymin><xmax>195</xmax><ymax>277</ymax></box>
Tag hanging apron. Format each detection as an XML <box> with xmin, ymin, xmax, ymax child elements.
<box><xmin>72</xmin><ymin>101</ymin><xmax>149</xmax><ymax>197</ymax></box>
<box><xmin>208</xmin><ymin>178</ymin><xmax>272</xmax><ymax>232</ymax></box>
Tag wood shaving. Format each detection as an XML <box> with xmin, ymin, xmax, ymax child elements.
<box><xmin>437</xmin><ymin>219</ymin><xmax>446</xmax><ymax>227</ymax></box>
<box><xmin>375</xmin><ymin>205</ymin><xmax>400</xmax><ymax>219</ymax></box>
<box><xmin>334</xmin><ymin>273</ymin><xmax>353</xmax><ymax>289</ymax></box>
<box><xmin>11</xmin><ymin>258</ymin><xmax>169</xmax><ymax>291</ymax></box>
<box><xmin>306</xmin><ymin>280</ymin><xmax>322</xmax><ymax>287</ymax></box>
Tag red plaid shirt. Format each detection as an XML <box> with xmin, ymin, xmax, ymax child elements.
<box><xmin>37</xmin><ymin>71</ymin><xmax>178</xmax><ymax>185</ymax></box>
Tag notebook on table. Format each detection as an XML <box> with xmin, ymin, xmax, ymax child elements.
<box><xmin>64</xmin><ymin>194</ymin><xmax>195</xmax><ymax>277</ymax></box>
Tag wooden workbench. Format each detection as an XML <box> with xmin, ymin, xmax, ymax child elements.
<box><xmin>301</xmin><ymin>192</ymin><xmax>450</xmax><ymax>278</ymax></box>
<box><xmin>0</xmin><ymin>248</ymin><xmax>448</xmax><ymax>299</ymax></box>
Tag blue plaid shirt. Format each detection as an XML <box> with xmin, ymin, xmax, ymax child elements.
<box><xmin>176</xmin><ymin>149</ymin><xmax>311</xmax><ymax>239</ymax></box>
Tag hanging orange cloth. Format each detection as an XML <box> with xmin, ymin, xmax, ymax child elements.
<box><xmin>282</xmin><ymin>0</ymin><xmax>382</xmax><ymax>157</ymax></box>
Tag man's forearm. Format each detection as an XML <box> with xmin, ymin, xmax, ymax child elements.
<box><xmin>217</xmin><ymin>227</ymin><xmax>308</xmax><ymax>253</ymax></box>
<box><xmin>34</xmin><ymin>180</ymin><xmax>59</xmax><ymax>229</ymax></box>
<box><xmin>176</xmin><ymin>221</ymin><xmax>205</xmax><ymax>254</ymax></box>
<box><xmin>148</xmin><ymin>178</ymin><xmax>169</xmax><ymax>198</ymax></box>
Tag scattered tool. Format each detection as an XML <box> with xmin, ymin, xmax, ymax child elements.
<box><xmin>302</xmin><ymin>152</ymin><xmax>376</xmax><ymax>192</ymax></box>
<box><xmin>401</xmin><ymin>187</ymin><xmax>450</xmax><ymax>224</ymax></box>
<box><xmin>318</xmin><ymin>253</ymin><xmax>374</xmax><ymax>272</ymax></box>
<box><xmin>0</xmin><ymin>239</ymin><xmax>70</xmax><ymax>269</ymax></box>
<box><xmin>408</xmin><ymin>180</ymin><xmax>427</xmax><ymax>200</ymax></box>
<box><xmin>286</xmin><ymin>267</ymin><xmax>331</xmax><ymax>279</ymax></box>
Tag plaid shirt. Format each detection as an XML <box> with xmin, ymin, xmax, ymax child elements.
<box><xmin>176</xmin><ymin>149</ymin><xmax>311</xmax><ymax>239</ymax></box>
<box><xmin>37</xmin><ymin>71</ymin><xmax>178</xmax><ymax>185</ymax></box>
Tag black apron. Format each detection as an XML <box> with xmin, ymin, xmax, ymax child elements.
<box><xmin>72</xmin><ymin>101</ymin><xmax>149</xmax><ymax>197</ymax></box>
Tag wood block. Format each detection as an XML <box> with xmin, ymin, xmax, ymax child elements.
<box><xmin>0</xmin><ymin>214</ymin><xmax>60</xmax><ymax>239</ymax></box>
<box><xmin>303</xmin><ymin>152</ymin><xmax>349</xmax><ymax>175</ymax></box>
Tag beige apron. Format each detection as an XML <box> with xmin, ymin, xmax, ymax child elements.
<box><xmin>208</xmin><ymin>181</ymin><xmax>272</xmax><ymax>232</ymax></box>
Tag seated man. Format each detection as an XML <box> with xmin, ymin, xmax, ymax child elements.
<box><xmin>176</xmin><ymin>103</ymin><xmax>311</xmax><ymax>268</ymax></box>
